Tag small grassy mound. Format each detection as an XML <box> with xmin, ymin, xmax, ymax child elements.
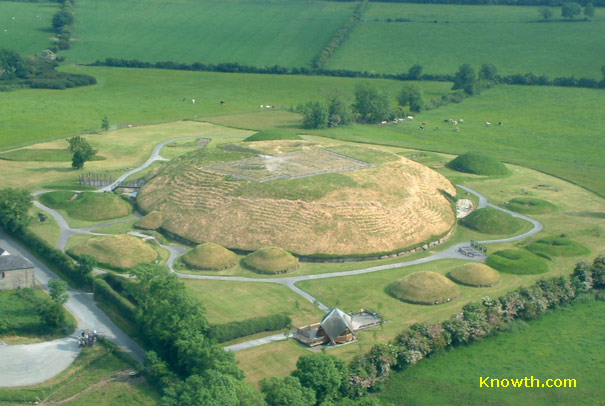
<box><xmin>243</xmin><ymin>128</ymin><xmax>302</xmax><ymax>142</ymax></box>
<box><xmin>135</xmin><ymin>211</ymin><xmax>163</xmax><ymax>230</ymax></box>
<box><xmin>68</xmin><ymin>234</ymin><xmax>157</xmax><ymax>270</ymax></box>
<box><xmin>446</xmin><ymin>152</ymin><xmax>509</xmax><ymax>176</ymax></box>
<box><xmin>505</xmin><ymin>197</ymin><xmax>557</xmax><ymax>214</ymax></box>
<box><xmin>242</xmin><ymin>247</ymin><xmax>299</xmax><ymax>274</ymax></box>
<box><xmin>448</xmin><ymin>263</ymin><xmax>501</xmax><ymax>287</ymax></box>
<box><xmin>460</xmin><ymin>207</ymin><xmax>525</xmax><ymax>235</ymax></box>
<box><xmin>486</xmin><ymin>249</ymin><xmax>549</xmax><ymax>275</ymax></box>
<box><xmin>526</xmin><ymin>237</ymin><xmax>589</xmax><ymax>258</ymax></box>
<box><xmin>39</xmin><ymin>191</ymin><xmax>131</xmax><ymax>221</ymax></box>
<box><xmin>388</xmin><ymin>271</ymin><xmax>461</xmax><ymax>305</ymax></box>
<box><xmin>182</xmin><ymin>243</ymin><xmax>238</xmax><ymax>271</ymax></box>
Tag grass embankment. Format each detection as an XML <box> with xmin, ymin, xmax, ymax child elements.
<box><xmin>460</xmin><ymin>207</ymin><xmax>525</xmax><ymax>234</ymax></box>
<box><xmin>67</xmin><ymin>234</ymin><xmax>158</xmax><ymax>271</ymax></box>
<box><xmin>134</xmin><ymin>211</ymin><xmax>162</xmax><ymax>230</ymax></box>
<box><xmin>446</xmin><ymin>152</ymin><xmax>509</xmax><ymax>176</ymax></box>
<box><xmin>526</xmin><ymin>236</ymin><xmax>590</xmax><ymax>258</ymax></box>
<box><xmin>243</xmin><ymin>129</ymin><xmax>302</xmax><ymax>142</ymax></box>
<box><xmin>243</xmin><ymin>247</ymin><xmax>299</xmax><ymax>275</ymax></box>
<box><xmin>182</xmin><ymin>243</ymin><xmax>238</xmax><ymax>271</ymax></box>
<box><xmin>0</xmin><ymin>288</ymin><xmax>76</xmax><ymax>344</ymax></box>
<box><xmin>330</xmin><ymin>3</ymin><xmax>605</xmax><ymax>79</ymax></box>
<box><xmin>388</xmin><ymin>271</ymin><xmax>461</xmax><ymax>305</ymax></box>
<box><xmin>505</xmin><ymin>197</ymin><xmax>557</xmax><ymax>214</ymax></box>
<box><xmin>0</xmin><ymin>341</ymin><xmax>160</xmax><ymax>405</ymax></box>
<box><xmin>39</xmin><ymin>192</ymin><xmax>132</xmax><ymax>222</ymax></box>
<box><xmin>448</xmin><ymin>263</ymin><xmax>500</xmax><ymax>287</ymax></box>
<box><xmin>486</xmin><ymin>249</ymin><xmax>549</xmax><ymax>275</ymax></box>
<box><xmin>379</xmin><ymin>298</ymin><xmax>605</xmax><ymax>406</ymax></box>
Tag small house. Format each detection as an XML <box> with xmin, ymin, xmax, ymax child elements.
<box><xmin>0</xmin><ymin>251</ymin><xmax>35</xmax><ymax>290</ymax></box>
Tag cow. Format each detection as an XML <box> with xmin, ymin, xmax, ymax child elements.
<box><xmin>407</xmin><ymin>116</ymin><xmax>414</xmax><ymax>120</ymax></box>
<box><xmin>486</xmin><ymin>122</ymin><xmax>492</xmax><ymax>127</ymax></box>
<box><xmin>220</xmin><ymin>100</ymin><xmax>225</xmax><ymax>105</ymax></box>
<box><xmin>191</xmin><ymin>99</ymin><xmax>196</xmax><ymax>104</ymax></box>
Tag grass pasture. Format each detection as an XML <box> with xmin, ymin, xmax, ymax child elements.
<box><xmin>330</xmin><ymin>3</ymin><xmax>605</xmax><ymax>79</ymax></box>
<box><xmin>62</xmin><ymin>0</ymin><xmax>354</xmax><ymax>66</ymax></box>
<box><xmin>379</xmin><ymin>298</ymin><xmax>605</xmax><ymax>406</ymax></box>
<box><xmin>243</xmin><ymin>128</ymin><xmax>302</xmax><ymax>142</ymax></box>
<box><xmin>505</xmin><ymin>197</ymin><xmax>557</xmax><ymax>214</ymax></box>
<box><xmin>0</xmin><ymin>1</ymin><xmax>56</xmax><ymax>58</ymax></box>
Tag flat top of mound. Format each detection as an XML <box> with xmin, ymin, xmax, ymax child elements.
<box><xmin>135</xmin><ymin>211</ymin><xmax>163</xmax><ymax>230</ymax></box>
<box><xmin>68</xmin><ymin>234</ymin><xmax>157</xmax><ymax>270</ymax></box>
<box><xmin>446</xmin><ymin>152</ymin><xmax>509</xmax><ymax>176</ymax></box>
<box><xmin>486</xmin><ymin>249</ymin><xmax>549</xmax><ymax>275</ymax></box>
<box><xmin>449</xmin><ymin>263</ymin><xmax>500</xmax><ymax>287</ymax></box>
<box><xmin>137</xmin><ymin>141</ymin><xmax>456</xmax><ymax>256</ymax></box>
<box><xmin>183</xmin><ymin>242</ymin><xmax>238</xmax><ymax>270</ymax></box>
<box><xmin>461</xmin><ymin>207</ymin><xmax>524</xmax><ymax>235</ymax></box>
<box><xmin>389</xmin><ymin>271</ymin><xmax>460</xmax><ymax>304</ymax></box>
<box><xmin>243</xmin><ymin>247</ymin><xmax>299</xmax><ymax>274</ymax></box>
<box><xmin>526</xmin><ymin>236</ymin><xmax>589</xmax><ymax>257</ymax></box>
<box><xmin>243</xmin><ymin>129</ymin><xmax>302</xmax><ymax>142</ymax></box>
<box><xmin>505</xmin><ymin>197</ymin><xmax>557</xmax><ymax>214</ymax></box>
<box><xmin>40</xmin><ymin>191</ymin><xmax>131</xmax><ymax>221</ymax></box>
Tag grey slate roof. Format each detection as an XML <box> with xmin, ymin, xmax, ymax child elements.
<box><xmin>320</xmin><ymin>308</ymin><xmax>355</xmax><ymax>343</ymax></box>
<box><xmin>0</xmin><ymin>255</ymin><xmax>34</xmax><ymax>271</ymax></box>
<box><xmin>0</xmin><ymin>247</ymin><xmax>4</xmax><ymax>255</ymax></box>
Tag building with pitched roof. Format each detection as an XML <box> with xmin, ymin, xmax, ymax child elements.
<box><xmin>0</xmin><ymin>249</ymin><xmax>35</xmax><ymax>290</ymax></box>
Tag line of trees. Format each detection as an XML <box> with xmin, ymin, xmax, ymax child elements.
<box><xmin>92</xmin><ymin>57</ymin><xmax>605</xmax><ymax>91</ymax></box>
<box><xmin>328</xmin><ymin>0</ymin><xmax>605</xmax><ymax>7</ymax></box>
<box><xmin>51</xmin><ymin>0</ymin><xmax>75</xmax><ymax>51</ymax></box>
<box><xmin>313</xmin><ymin>0</ymin><xmax>368</xmax><ymax>69</ymax></box>
<box><xmin>345</xmin><ymin>256</ymin><xmax>605</xmax><ymax>392</ymax></box>
<box><xmin>539</xmin><ymin>2</ymin><xmax>596</xmax><ymax>19</ymax></box>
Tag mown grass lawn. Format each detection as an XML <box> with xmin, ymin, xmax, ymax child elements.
<box><xmin>330</xmin><ymin>3</ymin><xmax>605</xmax><ymax>79</ymax></box>
<box><xmin>378</xmin><ymin>298</ymin><xmax>605</xmax><ymax>406</ymax></box>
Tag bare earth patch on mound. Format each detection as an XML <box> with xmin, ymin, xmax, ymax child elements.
<box><xmin>137</xmin><ymin>143</ymin><xmax>455</xmax><ymax>256</ymax></box>
<box><xmin>448</xmin><ymin>263</ymin><xmax>501</xmax><ymax>287</ymax></box>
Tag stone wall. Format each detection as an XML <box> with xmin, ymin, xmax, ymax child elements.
<box><xmin>0</xmin><ymin>268</ymin><xmax>35</xmax><ymax>290</ymax></box>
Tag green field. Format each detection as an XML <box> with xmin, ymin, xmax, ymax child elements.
<box><xmin>330</xmin><ymin>3</ymin><xmax>605</xmax><ymax>79</ymax></box>
<box><xmin>319</xmin><ymin>84</ymin><xmax>605</xmax><ymax>197</ymax></box>
<box><xmin>0</xmin><ymin>1</ymin><xmax>56</xmax><ymax>58</ymax></box>
<box><xmin>58</xmin><ymin>0</ymin><xmax>353</xmax><ymax>66</ymax></box>
<box><xmin>379</xmin><ymin>298</ymin><xmax>605</xmax><ymax>406</ymax></box>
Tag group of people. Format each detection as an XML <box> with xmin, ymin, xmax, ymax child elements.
<box><xmin>78</xmin><ymin>330</ymin><xmax>98</xmax><ymax>347</ymax></box>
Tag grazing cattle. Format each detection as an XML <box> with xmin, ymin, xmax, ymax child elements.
<box><xmin>381</xmin><ymin>121</ymin><xmax>387</xmax><ymax>124</ymax></box>
<box><xmin>459</xmin><ymin>119</ymin><xmax>464</xmax><ymax>123</ymax></box>
<box><xmin>191</xmin><ymin>99</ymin><xmax>196</xmax><ymax>104</ymax></box>
<box><xmin>407</xmin><ymin>116</ymin><xmax>414</xmax><ymax>120</ymax></box>
<box><xmin>183</xmin><ymin>98</ymin><xmax>187</xmax><ymax>102</ymax></box>
<box><xmin>455</xmin><ymin>127</ymin><xmax>460</xmax><ymax>132</ymax></box>
<box><xmin>498</xmin><ymin>121</ymin><xmax>503</xmax><ymax>126</ymax></box>
<box><xmin>419</xmin><ymin>125</ymin><xmax>425</xmax><ymax>130</ymax></box>
<box><xmin>451</xmin><ymin>120</ymin><xmax>458</xmax><ymax>126</ymax></box>
<box><xmin>220</xmin><ymin>100</ymin><xmax>225</xmax><ymax>105</ymax></box>
<box><xmin>486</xmin><ymin>122</ymin><xmax>492</xmax><ymax>127</ymax></box>
<box><xmin>444</xmin><ymin>119</ymin><xmax>451</xmax><ymax>123</ymax></box>
<box><xmin>422</xmin><ymin>121</ymin><xmax>428</xmax><ymax>126</ymax></box>
<box><xmin>260</xmin><ymin>105</ymin><xmax>264</xmax><ymax>108</ymax></box>
<box><xmin>397</xmin><ymin>118</ymin><xmax>404</xmax><ymax>122</ymax></box>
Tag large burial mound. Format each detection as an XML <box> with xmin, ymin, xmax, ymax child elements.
<box><xmin>243</xmin><ymin>247</ymin><xmax>299</xmax><ymax>274</ymax></box>
<box><xmin>460</xmin><ymin>207</ymin><xmax>525</xmax><ymax>235</ymax></box>
<box><xmin>182</xmin><ymin>243</ymin><xmax>238</xmax><ymax>271</ymax></box>
<box><xmin>137</xmin><ymin>141</ymin><xmax>456</xmax><ymax>256</ymax></box>
<box><xmin>68</xmin><ymin>234</ymin><xmax>157</xmax><ymax>270</ymax></box>
<box><xmin>446</xmin><ymin>152</ymin><xmax>509</xmax><ymax>176</ymax></box>
<box><xmin>388</xmin><ymin>271</ymin><xmax>460</xmax><ymax>305</ymax></box>
<box><xmin>505</xmin><ymin>197</ymin><xmax>557</xmax><ymax>214</ymax></box>
<box><xmin>448</xmin><ymin>263</ymin><xmax>500</xmax><ymax>287</ymax></box>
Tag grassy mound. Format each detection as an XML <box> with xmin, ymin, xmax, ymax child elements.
<box><xmin>242</xmin><ymin>247</ymin><xmax>299</xmax><ymax>274</ymax></box>
<box><xmin>39</xmin><ymin>191</ymin><xmax>131</xmax><ymax>221</ymax></box>
<box><xmin>448</xmin><ymin>263</ymin><xmax>501</xmax><ymax>287</ymax></box>
<box><xmin>505</xmin><ymin>197</ymin><xmax>557</xmax><ymax>214</ymax></box>
<box><xmin>135</xmin><ymin>211</ymin><xmax>163</xmax><ymax>230</ymax></box>
<box><xmin>526</xmin><ymin>237</ymin><xmax>589</xmax><ymax>258</ymax></box>
<box><xmin>243</xmin><ymin>129</ymin><xmax>302</xmax><ymax>142</ymax></box>
<box><xmin>486</xmin><ymin>249</ymin><xmax>549</xmax><ymax>275</ymax></box>
<box><xmin>182</xmin><ymin>243</ymin><xmax>238</xmax><ymax>271</ymax></box>
<box><xmin>388</xmin><ymin>271</ymin><xmax>460</xmax><ymax>305</ymax></box>
<box><xmin>460</xmin><ymin>207</ymin><xmax>525</xmax><ymax>235</ymax></box>
<box><xmin>446</xmin><ymin>152</ymin><xmax>509</xmax><ymax>176</ymax></box>
<box><xmin>68</xmin><ymin>234</ymin><xmax>157</xmax><ymax>270</ymax></box>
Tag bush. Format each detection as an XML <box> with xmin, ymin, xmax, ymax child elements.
<box><xmin>486</xmin><ymin>249</ymin><xmax>549</xmax><ymax>275</ymax></box>
<box><xmin>93</xmin><ymin>277</ymin><xmax>137</xmax><ymax>323</ymax></box>
<box><xmin>446</xmin><ymin>152</ymin><xmax>509</xmax><ymax>176</ymax></box>
<box><xmin>460</xmin><ymin>207</ymin><xmax>525</xmax><ymax>235</ymax></box>
<box><xmin>211</xmin><ymin>314</ymin><xmax>291</xmax><ymax>343</ymax></box>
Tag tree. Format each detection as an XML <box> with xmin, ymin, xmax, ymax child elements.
<box><xmin>396</xmin><ymin>84</ymin><xmax>425</xmax><ymax>112</ymax></box>
<box><xmin>101</xmin><ymin>116</ymin><xmax>109</xmax><ymax>131</ymax></box>
<box><xmin>407</xmin><ymin>64</ymin><xmax>423</xmax><ymax>80</ymax></box>
<box><xmin>302</xmin><ymin>101</ymin><xmax>329</xmax><ymax>129</ymax></box>
<box><xmin>562</xmin><ymin>2</ymin><xmax>581</xmax><ymax>19</ymax></box>
<box><xmin>538</xmin><ymin>6</ymin><xmax>553</xmax><ymax>20</ymax></box>
<box><xmin>327</xmin><ymin>94</ymin><xmax>352</xmax><ymax>128</ymax></box>
<box><xmin>351</xmin><ymin>82</ymin><xmax>391</xmax><ymax>124</ymax></box>
<box><xmin>51</xmin><ymin>8</ymin><xmax>74</xmax><ymax>32</ymax></box>
<box><xmin>161</xmin><ymin>371</ymin><xmax>239</xmax><ymax>406</ymax></box>
<box><xmin>71</xmin><ymin>150</ymin><xmax>86</xmax><ymax>170</ymax></box>
<box><xmin>292</xmin><ymin>354</ymin><xmax>349</xmax><ymax>405</ymax></box>
<box><xmin>478</xmin><ymin>63</ymin><xmax>498</xmax><ymax>83</ymax></box>
<box><xmin>452</xmin><ymin>64</ymin><xmax>477</xmax><ymax>95</ymax></box>
<box><xmin>584</xmin><ymin>3</ymin><xmax>595</xmax><ymax>19</ymax></box>
<box><xmin>48</xmin><ymin>279</ymin><xmax>69</xmax><ymax>304</ymax></box>
<box><xmin>37</xmin><ymin>301</ymin><xmax>65</xmax><ymax>328</ymax></box>
<box><xmin>0</xmin><ymin>49</ymin><xmax>32</xmax><ymax>80</ymax></box>
<box><xmin>67</xmin><ymin>136</ymin><xmax>96</xmax><ymax>169</ymax></box>
<box><xmin>0</xmin><ymin>188</ymin><xmax>32</xmax><ymax>232</ymax></box>
<box><xmin>74</xmin><ymin>254</ymin><xmax>96</xmax><ymax>286</ymax></box>
<box><xmin>260</xmin><ymin>376</ymin><xmax>316</xmax><ymax>406</ymax></box>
